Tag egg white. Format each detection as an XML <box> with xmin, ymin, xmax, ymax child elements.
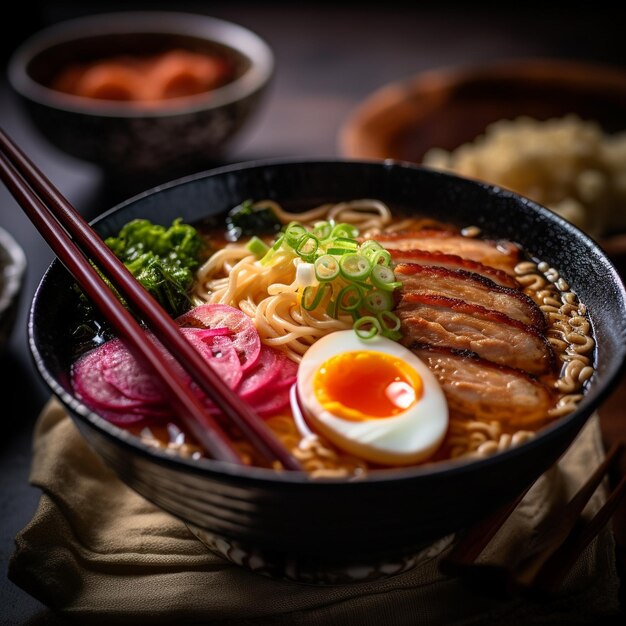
<box><xmin>296</xmin><ymin>330</ymin><xmax>449</xmax><ymax>466</ymax></box>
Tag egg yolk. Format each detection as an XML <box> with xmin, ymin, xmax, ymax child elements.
<box><xmin>313</xmin><ymin>351</ymin><xmax>423</xmax><ymax>420</ymax></box>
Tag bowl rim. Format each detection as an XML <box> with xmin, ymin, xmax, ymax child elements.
<box><xmin>0</xmin><ymin>226</ymin><xmax>27</xmax><ymax>317</ymax></box>
<box><xmin>338</xmin><ymin>57</ymin><xmax>626</xmax><ymax>160</ymax></box>
<box><xmin>28</xmin><ymin>157</ymin><xmax>626</xmax><ymax>486</ymax></box>
<box><xmin>7</xmin><ymin>10</ymin><xmax>274</xmax><ymax>118</ymax></box>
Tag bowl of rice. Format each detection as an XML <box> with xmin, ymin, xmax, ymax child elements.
<box><xmin>339</xmin><ymin>58</ymin><xmax>626</xmax><ymax>244</ymax></box>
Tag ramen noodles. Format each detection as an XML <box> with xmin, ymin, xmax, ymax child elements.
<box><xmin>71</xmin><ymin>199</ymin><xmax>595</xmax><ymax>478</ymax></box>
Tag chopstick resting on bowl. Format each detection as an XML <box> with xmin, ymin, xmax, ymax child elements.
<box><xmin>0</xmin><ymin>127</ymin><xmax>301</xmax><ymax>471</ymax></box>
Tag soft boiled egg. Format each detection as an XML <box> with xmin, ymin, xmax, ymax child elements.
<box><xmin>296</xmin><ymin>330</ymin><xmax>448</xmax><ymax>466</ymax></box>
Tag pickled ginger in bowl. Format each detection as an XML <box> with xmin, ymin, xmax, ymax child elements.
<box><xmin>7</xmin><ymin>11</ymin><xmax>274</xmax><ymax>188</ymax></box>
<box><xmin>28</xmin><ymin>159</ymin><xmax>626</xmax><ymax>582</ymax></box>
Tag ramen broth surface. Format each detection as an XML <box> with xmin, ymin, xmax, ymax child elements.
<box><xmin>73</xmin><ymin>202</ymin><xmax>595</xmax><ymax>476</ymax></box>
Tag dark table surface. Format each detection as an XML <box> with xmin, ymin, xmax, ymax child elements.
<box><xmin>1</xmin><ymin>2</ymin><xmax>625</xmax><ymax>624</ymax></box>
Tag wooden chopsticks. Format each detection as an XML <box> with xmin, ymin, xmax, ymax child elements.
<box><xmin>0</xmin><ymin>127</ymin><xmax>301</xmax><ymax>471</ymax></box>
<box><xmin>440</xmin><ymin>441</ymin><xmax>626</xmax><ymax>597</ymax></box>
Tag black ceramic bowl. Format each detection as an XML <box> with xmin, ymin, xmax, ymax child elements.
<box><xmin>7</xmin><ymin>11</ymin><xmax>273</xmax><ymax>189</ymax></box>
<box><xmin>29</xmin><ymin>160</ymin><xmax>626</xmax><ymax>583</ymax></box>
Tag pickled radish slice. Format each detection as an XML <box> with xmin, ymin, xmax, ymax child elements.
<box><xmin>72</xmin><ymin>304</ymin><xmax>297</xmax><ymax>431</ymax></box>
<box><xmin>177</xmin><ymin>304</ymin><xmax>261</xmax><ymax>371</ymax></box>
<box><xmin>72</xmin><ymin>326</ymin><xmax>242</xmax><ymax>423</ymax></box>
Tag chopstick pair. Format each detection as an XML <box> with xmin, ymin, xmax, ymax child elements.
<box><xmin>440</xmin><ymin>441</ymin><xmax>626</xmax><ymax>597</ymax></box>
<box><xmin>0</xmin><ymin>127</ymin><xmax>301</xmax><ymax>470</ymax></box>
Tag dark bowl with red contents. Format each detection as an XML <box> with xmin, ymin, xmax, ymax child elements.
<box><xmin>28</xmin><ymin>159</ymin><xmax>626</xmax><ymax>584</ymax></box>
<box><xmin>7</xmin><ymin>11</ymin><xmax>273</xmax><ymax>192</ymax></box>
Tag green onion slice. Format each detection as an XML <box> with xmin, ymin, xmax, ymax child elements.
<box><xmin>326</xmin><ymin>297</ymin><xmax>338</xmax><ymax>318</ymax></box>
<box><xmin>333</xmin><ymin>237</ymin><xmax>358</xmax><ymax>249</ymax></box>
<box><xmin>337</xmin><ymin>284</ymin><xmax>363</xmax><ymax>312</ymax></box>
<box><xmin>314</xmin><ymin>254</ymin><xmax>340</xmax><ymax>281</ymax></box>
<box><xmin>354</xmin><ymin>315</ymin><xmax>382</xmax><ymax>340</ymax></box>
<box><xmin>284</xmin><ymin>222</ymin><xmax>308</xmax><ymax>247</ymax></box>
<box><xmin>301</xmin><ymin>283</ymin><xmax>330</xmax><ymax>311</ymax></box>
<box><xmin>371</xmin><ymin>264</ymin><xmax>402</xmax><ymax>291</ymax></box>
<box><xmin>339</xmin><ymin>253</ymin><xmax>371</xmax><ymax>281</ymax></box>
<box><xmin>376</xmin><ymin>311</ymin><xmax>402</xmax><ymax>340</ymax></box>
<box><xmin>295</xmin><ymin>234</ymin><xmax>319</xmax><ymax>262</ymax></box>
<box><xmin>312</xmin><ymin>221</ymin><xmax>332</xmax><ymax>240</ymax></box>
<box><xmin>364</xmin><ymin>289</ymin><xmax>394</xmax><ymax>313</ymax></box>
<box><xmin>331</xmin><ymin>223</ymin><xmax>359</xmax><ymax>239</ymax></box>
<box><xmin>359</xmin><ymin>239</ymin><xmax>384</xmax><ymax>255</ymax></box>
<box><xmin>271</xmin><ymin>234</ymin><xmax>285</xmax><ymax>250</ymax></box>
<box><xmin>246</xmin><ymin>236</ymin><xmax>270</xmax><ymax>259</ymax></box>
<box><xmin>259</xmin><ymin>234</ymin><xmax>285</xmax><ymax>265</ymax></box>
<box><xmin>369</xmin><ymin>248</ymin><xmax>392</xmax><ymax>266</ymax></box>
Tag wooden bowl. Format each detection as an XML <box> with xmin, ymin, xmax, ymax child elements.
<box><xmin>339</xmin><ymin>58</ymin><xmax>626</xmax><ymax>266</ymax></box>
<box><xmin>339</xmin><ymin>58</ymin><xmax>626</xmax><ymax>161</ymax></box>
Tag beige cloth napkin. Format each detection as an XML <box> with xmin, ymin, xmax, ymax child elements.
<box><xmin>8</xmin><ymin>398</ymin><xmax>622</xmax><ymax>625</ymax></box>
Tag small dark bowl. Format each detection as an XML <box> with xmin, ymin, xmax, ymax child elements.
<box><xmin>29</xmin><ymin>160</ymin><xmax>626</xmax><ymax>583</ymax></box>
<box><xmin>7</xmin><ymin>11</ymin><xmax>273</xmax><ymax>188</ymax></box>
<box><xmin>0</xmin><ymin>226</ymin><xmax>27</xmax><ymax>352</ymax></box>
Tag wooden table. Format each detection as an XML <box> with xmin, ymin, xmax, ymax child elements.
<box><xmin>597</xmin><ymin>246</ymin><xmax>626</xmax><ymax>609</ymax></box>
<box><xmin>1</xmin><ymin>2</ymin><xmax>624</xmax><ymax>623</ymax></box>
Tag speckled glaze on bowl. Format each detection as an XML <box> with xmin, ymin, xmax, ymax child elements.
<box><xmin>28</xmin><ymin>160</ymin><xmax>626</xmax><ymax>582</ymax></box>
<box><xmin>0</xmin><ymin>226</ymin><xmax>27</xmax><ymax>351</ymax></box>
<box><xmin>7</xmin><ymin>12</ymin><xmax>273</xmax><ymax>183</ymax></box>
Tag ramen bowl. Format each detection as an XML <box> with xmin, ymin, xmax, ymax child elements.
<box><xmin>28</xmin><ymin>159</ymin><xmax>626</xmax><ymax>583</ymax></box>
<box><xmin>7</xmin><ymin>11</ymin><xmax>274</xmax><ymax>192</ymax></box>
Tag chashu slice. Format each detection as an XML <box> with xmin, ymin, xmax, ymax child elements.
<box><xmin>374</xmin><ymin>230</ymin><xmax>521</xmax><ymax>274</ymax></box>
<box><xmin>395</xmin><ymin>263</ymin><xmax>546</xmax><ymax>329</ymax></box>
<box><xmin>397</xmin><ymin>293</ymin><xmax>555</xmax><ymax>376</ymax></box>
<box><xmin>411</xmin><ymin>344</ymin><xmax>555</xmax><ymax>427</ymax></box>
<box><xmin>387</xmin><ymin>248</ymin><xmax>519</xmax><ymax>289</ymax></box>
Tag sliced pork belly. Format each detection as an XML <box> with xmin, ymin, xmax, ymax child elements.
<box><xmin>397</xmin><ymin>294</ymin><xmax>554</xmax><ymax>375</ymax></box>
<box><xmin>375</xmin><ymin>230</ymin><xmax>520</xmax><ymax>274</ymax></box>
<box><xmin>411</xmin><ymin>344</ymin><xmax>554</xmax><ymax>426</ymax></box>
<box><xmin>387</xmin><ymin>248</ymin><xmax>519</xmax><ymax>289</ymax></box>
<box><xmin>395</xmin><ymin>264</ymin><xmax>546</xmax><ymax>330</ymax></box>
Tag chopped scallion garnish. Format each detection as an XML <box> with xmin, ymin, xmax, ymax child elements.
<box><xmin>314</xmin><ymin>255</ymin><xmax>340</xmax><ymax>281</ymax></box>
<box><xmin>371</xmin><ymin>264</ymin><xmax>402</xmax><ymax>291</ymax></box>
<box><xmin>246</xmin><ymin>236</ymin><xmax>270</xmax><ymax>259</ymax></box>
<box><xmin>339</xmin><ymin>253</ymin><xmax>371</xmax><ymax>281</ymax></box>
<box><xmin>259</xmin><ymin>217</ymin><xmax>403</xmax><ymax>340</ymax></box>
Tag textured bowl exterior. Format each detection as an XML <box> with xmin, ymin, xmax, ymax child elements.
<box><xmin>18</xmin><ymin>91</ymin><xmax>265</xmax><ymax>175</ymax></box>
<box><xmin>8</xmin><ymin>12</ymin><xmax>274</xmax><ymax>179</ymax></box>
<box><xmin>29</xmin><ymin>160</ymin><xmax>626</xmax><ymax>575</ymax></box>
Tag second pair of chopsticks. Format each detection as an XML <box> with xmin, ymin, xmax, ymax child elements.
<box><xmin>0</xmin><ymin>127</ymin><xmax>301</xmax><ymax>470</ymax></box>
<box><xmin>440</xmin><ymin>441</ymin><xmax>626</xmax><ymax>597</ymax></box>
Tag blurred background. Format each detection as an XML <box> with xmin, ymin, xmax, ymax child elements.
<box><xmin>1</xmin><ymin>1</ymin><xmax>624</xmax><ymax>623</ymax></box>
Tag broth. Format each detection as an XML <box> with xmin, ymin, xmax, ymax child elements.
<box><xmin>71</xmin><ymin>199</ymin><xmax>595</xmax><ymax>476</ymax></box>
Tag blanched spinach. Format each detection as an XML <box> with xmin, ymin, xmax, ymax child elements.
<box><xmin>105</xmin><ymin>218</ymin><xmax>206</xmax><ymax>316</ymax></box>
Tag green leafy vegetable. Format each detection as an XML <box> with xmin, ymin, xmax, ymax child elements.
<box><xmin>225</xmin><ymin>199</ymin><xmax>282</xmax><ymax>241</ymax></box>
<box><xmin>104</xmin><ymin>218</ymin><xmax>206</xmax><ymax>316</ymax></box>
